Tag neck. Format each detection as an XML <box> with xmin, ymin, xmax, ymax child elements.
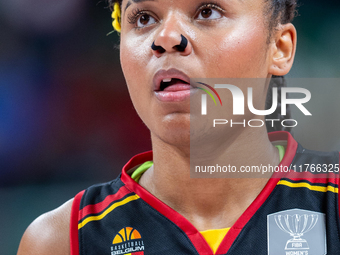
<box><xmin>139</xmin><ymin>127</ymin><xmax>280</xmax><ymax>230</ymax></box>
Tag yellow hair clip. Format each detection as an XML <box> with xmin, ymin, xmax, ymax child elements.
<box><xmin>111</xmin><ymin>2</ymin><xmax>121</xmax><ymax>33</ymax></box>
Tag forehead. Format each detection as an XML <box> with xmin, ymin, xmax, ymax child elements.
<box><xmin>121</xmin><ymin>0</ymin><xmax>265</xmax><ymax>12</ymax></box>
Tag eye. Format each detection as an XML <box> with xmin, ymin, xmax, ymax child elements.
<box><xmin>128</xmin><ymin>9</ymin><xmax>158</xmax><ymax>29</ymax></box>
<box><xmin>196</xmin><ymin>4</ymin><xmax>224</xmax><ymax>20</ymax></box>
<box><xmin>137</xmin><ymin>13</ymin><xmax>156</xmax><ymax>28</ymax></box>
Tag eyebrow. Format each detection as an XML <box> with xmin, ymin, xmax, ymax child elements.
<box><xmin>124</xmin><ymin>0</ymin><xmax>156</xmax><ymax>12</ymax></box>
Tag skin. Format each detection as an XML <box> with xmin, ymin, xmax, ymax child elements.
<box><xmin>17</xmin><ymin>0</ymin><xmax>296</xmax><ymax>254</ymax></box>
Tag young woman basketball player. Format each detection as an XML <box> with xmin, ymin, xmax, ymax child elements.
<box><xmin>17</xmin><ymin>0</ymin><xmax>340</xmax><ymax>254</ymax></box>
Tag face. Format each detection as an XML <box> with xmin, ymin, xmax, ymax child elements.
<box><xmin>119</xmin><ymin>0</ymin><xmax>274</xmax><ymax>147</ymax></box>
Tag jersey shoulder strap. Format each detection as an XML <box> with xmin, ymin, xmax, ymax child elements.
<box><xmin>70</xmin><ymin>176</ymin><xmax>137</xmax><ymax>255</ymax></box>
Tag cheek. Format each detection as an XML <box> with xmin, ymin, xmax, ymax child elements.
<box><xmin>120</xmin><ymin>34</ymin><xmax>151</xmax><ymax>82</ymax></box>
<box><xmin>202</xmin><ymin>22</ymin><xmax>269</xmax><ymax>78</ymax></box>
<box><xmin>120</xmin><ymin>34</ymin><xmax>153</xmax><ymax>114</ymax></box>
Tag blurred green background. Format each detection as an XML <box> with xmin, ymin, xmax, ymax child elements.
<box><xmin>0</xmin><ymin>0</ymin><xmax>339</xmax><ymax>254</ymax></box>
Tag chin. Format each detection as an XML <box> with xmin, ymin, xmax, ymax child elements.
<box><xmin>154</xmin><ymin>121</ymin><xmax>191</xmax><ymax>148</ymax></box>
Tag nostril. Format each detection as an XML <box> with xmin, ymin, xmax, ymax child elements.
<box><xmin>174</xmin><ymin>34</ymin><xmax>188</xmax><ymax>52</ymax></box>
<box><xmin>174</xmin><ymin>45</ymin><xmax>184</xmax><ymax>52</ymax></box>
<box><xmin>151</xmin><ymin>42</ymin><xmax>166</xmax><ymax>53</ymax></box>
<box><xmin>157</xmin><ymin>48</ymin><xmax>166</xmax><ymax>53</ymax></box>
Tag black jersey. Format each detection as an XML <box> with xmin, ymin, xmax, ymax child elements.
<box><xmin>70</xmin><ymin>131</ymin><xmax>340</xmax><ymax>255</ymax></box>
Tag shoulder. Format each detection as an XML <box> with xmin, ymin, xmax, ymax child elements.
<box><xmin>17</xmin><ymin>198</ymin><xmax>74</xmax><ymax>255</ymax></box>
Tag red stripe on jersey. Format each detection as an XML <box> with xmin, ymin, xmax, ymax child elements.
<box><xmin>78</xmin><ymin>186</ymin><xmax>132</xmax><ymax>221</ymax></box>
<box><xmin>217</xmin><ymin>132</ymin><xmax>298</xmax><ymax>253</ymax></box>
<box><xmin>122</xmin><ymin>131</ymin><xmax>298</xmax><ymax>254</ymax></box>
<box><xmin>70</xmin><ymin>190</ymin><xmax>84</xmax><ymax>255</ymax></box>
<box><xmin>121</xmin><ymin>151</ymin><xmax>213</xmax><ymax>254</ymax></box>
<box><xmin>283</xmin><ymin>172</ymin><xmax>339</xmax><ymax>185</ymax></box>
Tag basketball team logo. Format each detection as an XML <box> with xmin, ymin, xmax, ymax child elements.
<box><xmin>267</xmin><ymin>209</ymin><xmax>326</xmax><ymax>255</ymax></box>
<box><xmin>111</xmin><ymin>227</ymin><xmax>144</xmax><ymax>255</ymax></box>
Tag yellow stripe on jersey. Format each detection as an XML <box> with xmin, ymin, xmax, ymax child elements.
<box><xmin>78</xmin><ymin>194</ymin><xmax>140</xmax><ymax>229</ymax></box>
<box><xmin>200</xmin><ymin>228</ymin><xmax>230</xmax><ymax>254</ymax></box>
<box><xmin>277</xmin><ymin>180</ymin><xmax>338</xmax><ymax>193</ymax></box>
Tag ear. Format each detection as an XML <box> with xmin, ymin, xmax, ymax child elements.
<box><xmin>268</xmin><ymin>23</ymin><xmax>297</xmax><ymax>76</ymax></box>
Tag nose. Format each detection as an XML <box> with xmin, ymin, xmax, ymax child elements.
<box><xmin>151</xmin><ymin>15</ymin><xmax>192</xmax><ymax>57</ymax></box>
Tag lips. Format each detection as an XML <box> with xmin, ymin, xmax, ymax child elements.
<box><xmin>153</xmin><ymin>68</ymin><xmax>192</xmax><ymax>102</ymax></box>
<box><xmin>160</xmin><ymin>78</ymin><xmax>190</xmax><ymax>91</ymax></box>
<box><xmin>153</xmin><ymin>68</ymin><xmax>191</xmax><ymax>92</ymax></box>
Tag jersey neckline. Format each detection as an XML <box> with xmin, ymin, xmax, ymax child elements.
<box><xmin>130</xmin><ymin>144</ymin><xmax>286</xmax><ymax>183</ymax></box>
<box><xmin>120</xmin><ymin>131</ymin><xmax>298</xmax><ymax>255</ymax></box>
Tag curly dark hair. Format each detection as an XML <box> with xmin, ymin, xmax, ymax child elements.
<box><xmin>266</xmin><ymin>0</ymin><xmax>298</xmax><ymax>25</ymax></box>
<box><xmin>108</xmin><ymin>0</ymin><xmax>121</xmax><ymax>10</ymax></box>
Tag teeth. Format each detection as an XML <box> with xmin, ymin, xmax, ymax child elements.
<box><xmin>162</xmin><ymin>78</ymin><xmax>172</xmax><ymax>83</ymax></box>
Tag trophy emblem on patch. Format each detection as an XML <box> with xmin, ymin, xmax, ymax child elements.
<box><xmin>274</xmin><ymin>214</ymin><xmax>318</xmax><ymax>250</ymax></box>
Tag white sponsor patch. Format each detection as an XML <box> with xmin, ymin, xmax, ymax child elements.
<box><xmin>267</xmin><ymin>209</ymin><xmax>326</xmax><ymax>255</ymax></box>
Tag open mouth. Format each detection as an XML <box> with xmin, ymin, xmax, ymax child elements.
<box><xmin>159</xmin><ymin>78</ymin><xmax>190</xmax><ymax>91</ymax></box>
<box><xmin>152</xmin><ymin>68</ymin><xmax>192</xmax><ymax>102</ymax></box>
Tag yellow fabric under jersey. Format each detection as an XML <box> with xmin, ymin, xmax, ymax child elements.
<box><xmin>200</xmin><ymin>228</ymin><xmax>230</xmax><ymax>254</ymax></box>
<box><xmin>130</xmin><ymin>145</ymin><xmax>285</xmax><ymax>254</ymax></box>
